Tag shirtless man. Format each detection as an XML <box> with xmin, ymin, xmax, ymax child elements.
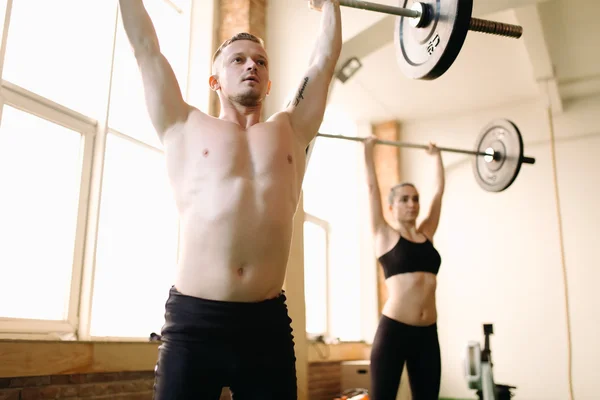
<box><xmin>118</xmin><ymin>0</ymin><xmax>341</xmax><ymax>399</ymax></box>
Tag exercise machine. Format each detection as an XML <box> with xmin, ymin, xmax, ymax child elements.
<box><xmin>464</xmin><ymin>324</ymin><xmax>517</xmax><ymax>400</ymax></box>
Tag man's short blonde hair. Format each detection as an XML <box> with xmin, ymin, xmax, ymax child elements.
<box><xmin>212</xmin><ymin>32</ymin><xmax>265</xmax><ymax>74</ymax></box>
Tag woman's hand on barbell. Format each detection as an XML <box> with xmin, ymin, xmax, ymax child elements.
<box><xmin>426</xmin><ymin>142</ymin><xmax>440</xmax><ymax>155</ymax></box>
<box><xmin>363</xmin><ymin>135</ymin><xmax>378</xmax><ymax>153</ymax></box>
<box><xmin>308</xmin><ymin>0</ymin><xmax>339</xmax><ymax>11</ymax></box>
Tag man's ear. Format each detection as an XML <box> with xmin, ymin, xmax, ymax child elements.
<box><xmin>266</xmin><ymin>80</ymin><xmax>272</xmax><ymax>96</ymax></box>
<box><xmin>209</xmin><ymin>75</ymin><xmax>220</xmax><ymax>92</ymax></box>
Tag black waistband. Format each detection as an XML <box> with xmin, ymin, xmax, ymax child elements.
<box><xmin>160</xmin><ymin>286</ymin><xmax>292</xmax><ymax>340</ymax></box>
<box><xmin>381</xmin><ymin>314</ymin><xmax>437</xmax><ymax>330</ymax></box>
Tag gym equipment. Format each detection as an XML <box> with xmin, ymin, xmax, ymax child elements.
<box><xmin>338</xmin><ymin>0</ymin><xmax>523</xmax><ymax>80</ymax></box>
<box><xmin>472</xmin><ymin>119</ymin><xmax>527</xmax><ymax>192</ymax></box>
<box><xmin>315</xmin><ymin>118</ymin><xmax>535</xmax><ymax>193</ymax></box>
<box><xmin>333</xmin><ymin>388</ymin><xmax>369</xmax><ymax>400</ymax></box>
<box><xmin>464</xmin><ymin>324</ymin><xmax>516</xmax><ymax>400</ymax></box>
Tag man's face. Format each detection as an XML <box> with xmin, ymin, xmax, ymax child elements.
<box><xmin>212</xmin><ymin>40</ymin><xmax>270</xmax><ymax>107</ymax></box>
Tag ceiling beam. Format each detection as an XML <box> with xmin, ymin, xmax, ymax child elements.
<box><xmin>473</xmin><ymin>0</ymin><xmax>553</xmax><ymax>16</ymax></box>
<box><xmin>514</xmin><ymin>3</ymin><xmax>563</xmax><ymax>113</ymax></box>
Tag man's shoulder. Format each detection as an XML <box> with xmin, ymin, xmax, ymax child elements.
<box><xmin>162</xmin><ymin>106</ymin><xmax>213</xmax><ymax>139</ymax></box>
<box><xmin>266</xmin><ymin>110</ymin><xmax>316</xmax><ymax>147</ymax></box>
<box><xmin>266</xmin><ymin>110</ymin><xmax>293</xmax><ymax>125</ymax></box>
<box><xmin>178</xmin><ymin>106</ymin><xmax>221</xmax><ymax>130</ymax></box>
<box><xmin>266</xmin><ymin>111</ymin><xmax>301</xmax><ymax>137</ymax></box>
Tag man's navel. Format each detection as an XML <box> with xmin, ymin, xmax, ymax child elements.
<box><xmin>287</xmin><ymin>154</ymin><xmax>293</xmax><ymax>164</ymax></box>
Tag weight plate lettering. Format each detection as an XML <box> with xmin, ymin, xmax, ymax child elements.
<box><xmin>394</xmin><ymin>0</ymin><xmax>473</xmax><ymax>80</ymax></box>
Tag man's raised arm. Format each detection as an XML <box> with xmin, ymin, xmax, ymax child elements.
<box><xmin>119</xmin><ymin>0</ymin><xmax>191</xmax><ymax>139</ymax></box>
<box><xmin>285</xmin><ymin>0</ymin><xmax>342</xmax><ymax>146</ymax></box>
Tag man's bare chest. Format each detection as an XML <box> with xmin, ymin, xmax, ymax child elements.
<box><xmin>168</xmin><ymin>124</ymin><xmax>302</xmax><ymax>180</ymax></box>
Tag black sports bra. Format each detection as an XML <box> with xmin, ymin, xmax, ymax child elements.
<box><xmin>377</xmin><ymin>235</ymin><xmax>441</xmax><ymax>279</ymax></box>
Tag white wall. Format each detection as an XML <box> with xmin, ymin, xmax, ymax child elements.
<box><xmin>397</xmin><ymin>94</ymin><xmax>600</xmax><ymax>400</ymax></box>
<box><xmin>264</xmin><ymin>0</ymin><xmax>391</xmax><ymax>117</ymax></box>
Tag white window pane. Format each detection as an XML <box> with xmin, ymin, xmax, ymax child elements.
<box><xmin>328</xmin><ymin>227</ymin><xmax>362</xmax><ymax>341</ymax></box>
<box><xmin>109</xmin><ymin>0</ymin><xmax>192</xmax><ymax>148</ymax></box>
<box><xmin>2</xmin><ymin>0</ymin><xmax>117</xmax><ymax>119</ymax></box>
<box><xmin>303</xmin><ymin>107</ymin><xmax>363</xmax><ymax>341</ymax></box>
<box><xmin>0</xmin><ymin>106</ymin><xmax>83</xmax><ymax>320</ymax></box>
<box><xmin>90</xmin><ymin>133</ymin><xmax>179</xmax><ymax>338</ymax></box>
<box><xmin>304</xmin><ymin>221</ymin><xmax>328</xmax><ymax>336</ymax></box>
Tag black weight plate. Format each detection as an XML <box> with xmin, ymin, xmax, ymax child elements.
<box><xmin>394</xmin><ymin>0</ymin><xmax>473</xmax><ymax>80</ymax></box>
<box><xmin>473</xmin><ymin>119</ymin><xmax>524</xmax><ymax>192</ymax></box>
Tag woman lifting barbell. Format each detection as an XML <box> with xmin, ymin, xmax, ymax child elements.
<box><xmin>363</xmin><ymin>136</ymin><xmax>444</xmax><ymax>400</ymax></box>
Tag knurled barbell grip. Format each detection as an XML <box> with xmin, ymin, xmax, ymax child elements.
<box><xmin>469</xmin><ymin>18</ymin><xmax>523</xmax><ymax>39</ymax></box>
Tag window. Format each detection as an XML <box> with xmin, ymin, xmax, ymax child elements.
<box><xmin>0</xmin><ymin>0</ymin><xmax>210</xmax><ymax>341</ymax></box>
<box><xmin>303</xmin><ymin>217</ymin><xmax>330</xmax><ymax>337</ymax></box>
<box><xmin>0</xmin><ymin>106</ymin><xmax>83</xmax><ymax>321</ymax></box>
<box><xmin>108</xmin><ymin>0</ymin><xmax>192</xmax><ymax>149</ymax></box>
<box><xmin>89</xmin><ymin>133</ymin><xmax>179</xmax><ymax>339</ymax></box>
<box><xmin>302</xmin><ymin>105</ymin><xmax>377</xmax><ymax>342</ymax></box>
<box><xmin>85</xmin><ymin>0</ymin><xmax>193</xmax><ymax>339</ymax></box>
<box><xmin>2</xmin><ymin>0</ymin><xmax>117</xmax><ymax>120</ymax></box>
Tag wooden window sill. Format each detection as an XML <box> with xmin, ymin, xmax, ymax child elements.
<box><xmin>1</xmin><ymin>339</ymin><xmax>373</xmax><ymax>378</ymax></box>
<box><xmin>0</xmin><ymin>340</ymin><xmax>160</xmax><ymax>378</ymax></box>
<box><xmin>307</xmin><ymin>341</ymin><xmax>371</xmax><ymax>363</ymax></box>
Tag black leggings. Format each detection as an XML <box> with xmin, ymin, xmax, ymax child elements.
<box><xmin>370</xmin><ymin>315</ymin><xmax>441</xmax><ymax>400</ymax></box>
<box><xmin>153</xmin><ymin>286</ymin><xmax>298</xmax><ymax>400</ymax></box>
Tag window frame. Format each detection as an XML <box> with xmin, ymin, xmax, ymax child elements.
<box><xmin>302</xmin><ymin>124</ymin><xmax>380</xmax><ymax>345</ymax></box>
<box><xmin>0</xmin><ymin>62</ymin><xmax>99</xmax><ymax>338</ymax></box>
<box><xmin>303</xmin><ymin>213</ymin><xmax>332</xmax><ymax>339</ymax></box>
<box><xmin>0</xmin><ymin>0</ymin><xmax>213</xmax><ymax>342</ymax></box>
<box><xmin>0</xmin><ymin>0</ymin><xmax>380</xmax><ymax>345</ymax></box>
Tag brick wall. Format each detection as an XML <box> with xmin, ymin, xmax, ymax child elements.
<box><xmin>0</xmin><ymin>364</ymin><xmax>347</xmax><ymax>400</ymax></box>
<box><xmin>210</xmin><ymin>0</ymin><xmax>267</xmax><ymax>117</ymax></box>
<box><xmin>0</xmin><ymin>372</ymin><xmax>232</xmax><ymax>400</ymax></box>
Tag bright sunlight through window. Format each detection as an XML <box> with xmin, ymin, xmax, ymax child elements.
<box><xmin>0</xmin><ymin>106</ymin><xmax>83</xmax><ymax>320</ymax></box>
<box><xmin>303</xmin><ymin>219</ymin><xmax>329</xmax><ymax>336</ymax></box>
<box><xmin>90</xmin><ymin>133</ymin><xmax>180</xmax><ymax>338</ymax></box>
<box><xmin>2</xmin><ymin>0</ymin><xmax>116</xmax><ymax>120</ymax></box>
<box><xmin>303</xmin><ymin>105</ymin><xmax>364</xmax><ymax>342</ymax></box>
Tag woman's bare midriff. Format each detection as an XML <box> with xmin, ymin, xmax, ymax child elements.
<box><xmin>381</xmin><ymin>272</ymin><xmax>437</xmax><ymax>326</ymax></box>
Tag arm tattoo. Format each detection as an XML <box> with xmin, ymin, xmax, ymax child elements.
<box><xmin>293</xmin><ymin>77</ymin><xmax>309</xmax><ymax>107</ymax></box>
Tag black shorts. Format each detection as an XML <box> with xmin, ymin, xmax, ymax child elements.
<box><xmin>369</xmin><ymin>315</ymin><xmax>441</xmax><ymax>400</ymax></box>
<box><xmin>153</xmin><ymin>286</ymin><xmax>297</xmax><ymax>400</ymax></box>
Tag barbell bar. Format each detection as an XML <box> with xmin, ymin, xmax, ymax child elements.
<box><xmin>336</xmin><ymin>0</ymin><xmax>524</xmax><ymax>80</ymax></box>
<box><xmin>314</xmin><ymin>118</ymin><xmax>536</xmax><ymax>192</ymax></box>
<box><xmin>339</xmin><ymin>0</ymin><xmax>523</xmax><ymax>39</ymax></box>
<box><xmin>316</xmin><ymin>132</ymin><xmax>535</xmax><ymax>164</ymax></box>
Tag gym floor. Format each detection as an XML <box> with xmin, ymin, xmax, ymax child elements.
<box><xmin>1</xmin><ymin>1</ymin><xmax>598</xmax><ymax>400</ymax></box>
